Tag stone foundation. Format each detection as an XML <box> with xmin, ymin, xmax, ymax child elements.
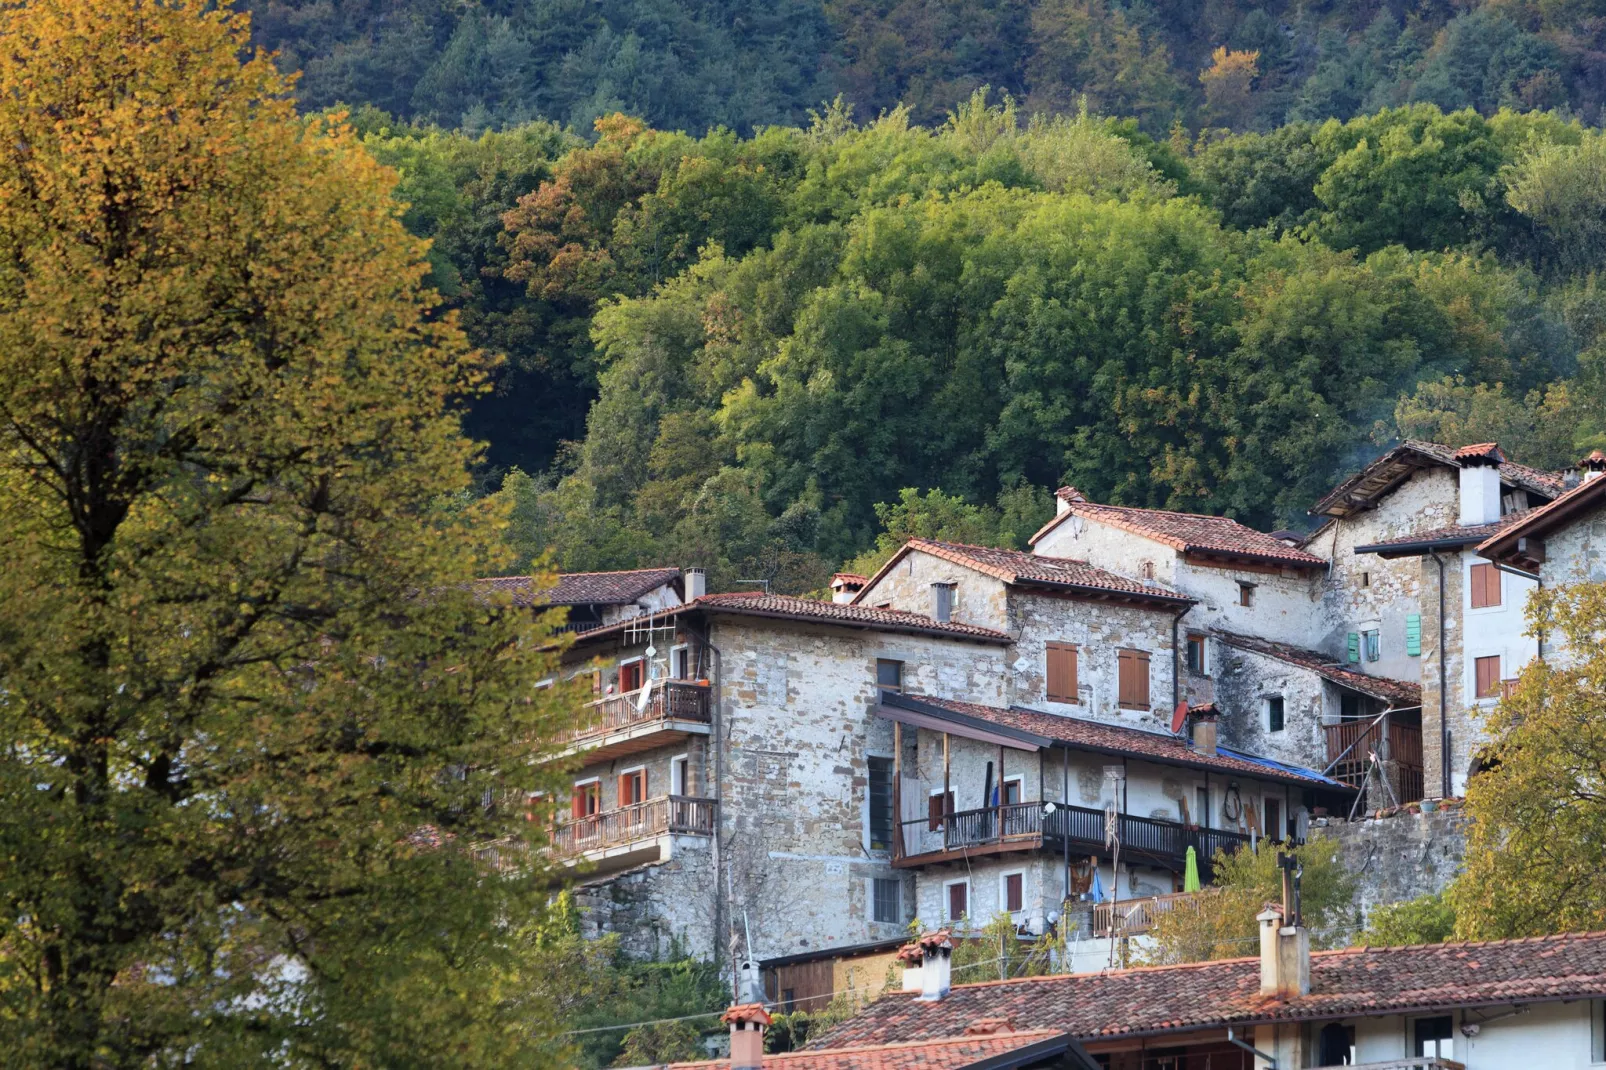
<box><xmin>1308</xmin><ymin>804</ymin><xmax>1469</xmax><ymax>920</ymax></box>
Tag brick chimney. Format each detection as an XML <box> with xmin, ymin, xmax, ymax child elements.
<box><xmin>917</xmin><ymin>929</ymin><xmax>953</xmax><ymax>1001</ymax></box>
<box><xmin>1455</xmin><ymin>443</ymin><xmax>1504</xmax><ymax>526</ymax></box>
<box><xmin>1190</xmin><ymin>704</ymin><xmax>1219</xmax><ymax>758</ymax></box>
<box><xmin>723</xmin><ymin>1003</ymin><xmax>771</xmax><ymax>1070</ymax></box>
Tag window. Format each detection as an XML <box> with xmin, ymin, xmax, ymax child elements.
<box><xmin>1363</xmin><ymin>630</ymin><xmax>1380</xmax><ymax>662</ymax></box>
<box><xmin>670</xmin><ymin>754</ymin><xmax>689</xmax><ymax>796</ymax></box>
<box><xmin>1470</xmin><ymin>563</ymin><xmax>1502</xmax><ymax>609</ymax></box>
<box><xmin>619</xmin><ymin>659</ymin><xmax>644</xmax><ymax>693</ymax></box>
<box><xmin>1475</xmin><ymin>655</ymin><xmax>1502</xmax><ymax>699</ymax></box>
<box><xmin>1413</xmin><ymin>1015</ymin><xmax>1454</xmax><ymax>1059</ymax></box>
<box><xmin>1002</xmin><ymin>777</ymin><xmax>1023</xmax><ymax>805</ymax></box>
<box><xmin>932</xmin><ymin>583</ymin><xmax>954</xmax><ymax>622</ymax></box>
<box><xmin>1185</xmin><ymin>635</ymin><xmax>1207</xmax><ymax>675</ymax></box>
<box><xmin>1359</xmin><ymin>570</ymin><xmax>1370</xmax><ymax>588</ymax></box>
<box><xmin>1238</xmin><ymin>582</ymin><xmax>1255</xmax><ymax>607</ymax></box>
<box><xmin>945</xmin><ymin>880</ymin><xmax>970</xmax><ymax>922</ymax></box>
<box><xmin>876</xmin><ymin>659</ymin><xmax>903</xmax><ymax>694</ymax></box>
<box><xmin>672</xmin><ymin>645</ymin><xmax>691</xmax><ymax>680</ymax></box>
<box><xmin>872</xmin><ymin>878</ymin><xmax>902</xmax><ymax>924</ymax></box>
<box><xmin>1340</xmin><ymin>692</ymin><xmax>1363</xmax><ymax>721</ymax></box>
<box><xmin>1117</xmin><ymin>649</ymin><xmax>1151</xmax><ymax>709</ymax></box>
<box><xmin>1045</xmin><ymin>642</ymin><xmax>1079</xmax><ymax>702</ymax></box>
<box><xmin>927</xmin><ymin>790</ymin><xmax>954</xmax><ymax>831</ymax></box>
<box><xmin>1592</xmin><ymin>1000</ymin><xmax>1606</xmax><ymax>1062</ymax></box>
<box><xmin>617</xmin><ymin>768</ymin><xmax>647</xmax><ymax>807</ymax></box>
<box><xmin>1194</xmin><ymin>785</ymin><xmax>1210</xmax><ymax>828</ymax></box>
<box><xmin>571</xmin><ymin>780</ymin><xmax>600</xmax><ymax>818</ymax></box>
<box><xmin>1264</xmin><ymin>796</ymin><xmax>1282</xmax><ymax>841</ymax></box>
<box><xmin>1266</xmin><ymin>696</ymin><xmax>1285</xmax><ymax>733</ymax></box>
<box><xmin>1001</xmin><ymin>872</ymin><xmax>1024</xmax><ymax>914</ymax></box>
<box><xmin>867</xmin><ymin>757</ymin><xmax>894</xmax><ymax>850</ymax></box>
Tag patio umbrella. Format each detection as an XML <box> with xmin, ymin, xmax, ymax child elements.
<box><xmin>1183</xmin><ymin>845</ymin><xmax>1201</xmax><ymax>893</ymax></box>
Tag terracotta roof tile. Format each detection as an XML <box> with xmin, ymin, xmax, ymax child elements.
<box><xmin>1453</xmin><ymin>442</ymin><xmax>1503</xmax><ymax>461</ymax></box>
<box><xmin>1479</xmin><ymin>474</ymin><xmax>1606</xmax><ymax>561</ymax></box>
<box><xmin>671</xmin><ymin>1029</ymin><xmax>1065</xmax><ymax>1069</ymax></box>
<box><xmin>902</xmin><ymin>696</ymin><xmax>1347</xmax><ymax>788</ymax></box>
<box><xmin>1031</xmin><ymin>501</ymin><xmax>1325</xmax><ymax>568</ymax></box>
<box><xmin>693</xmin><ymin>592</ymin><xmax>1013</xmax><ymax>643</ymax></box>
<box><xmin>810</xmin><ymin>931</ymin><xmax>1606</xmax><ymax>1049</ymax></box>
<box><xmin>1212</xmin><ymin>632</ymin><xmax>1422</xmax><ymax>709</ymax></box>
<box><xmin>475</xmin><ymin>567</ymin><xmax>681</xmax><ymax>607</ymax></box>
<box><xmin>1313</xmin><ymin>440</ymin><xmax>1563</xmax><ymax>517</ymax></box>
<box><xmin>862</xmin><ymin>540</ymin><xmax>1193</xmax><ymax>606</ymax></box>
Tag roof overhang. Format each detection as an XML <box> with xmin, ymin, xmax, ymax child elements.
<box><xmin>875</xmin><ymin>694</ymin><xmax>1045</xmax><ymax>752</ymax></box>
<box><xmin>1353</xmin><ymin>535</ymin><xmax>1480</xmax><ymax>559</ymax></box>
<box><xmin>1011</xmin><ymin>576</ymin><xmax>1195</xmax><ymax>609</ymax></box>
<box><xmin>1480</xmin><ymin>475</ymin><xmax>1606</xmax><ymax>568</ymax></box>
<box><xmin>966</xmin><ymin>1032</ymin><xmax>1099</xmax><ymax>1070</ymax></box>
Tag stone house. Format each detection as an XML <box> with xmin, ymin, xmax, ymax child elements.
<box><xmin>478</xmin><ymin>565</ymin><xmax>685</xmax><ymax>633</ymax></box>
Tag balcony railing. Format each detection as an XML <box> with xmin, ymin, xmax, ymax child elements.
<box><xmin>1322</xmin><ymin>1061</ymin><xmax>1463</xmax><ymax>1070</ymax></box>
<box><xmin>566</xmin><ymin>680</ymin><xmax>711</xmax><ymax>746</ymax></box>
<box><xmin>551</xmin><ymin>794</ymin><xmax>716</xmax><ymax>857</ymax></box>
<box><xmin>1325</xmin><ymin>716</ymin><xmax>1424</xmax><ymax>803</ymax></box>
<box><xmin>1091</xmin><ymin>890</ymin><xmax>1208</xmax><ymax>936</ymax></box>
<box><xmin>898</xmin><ymin>800</ymin><xmax>1251</xmax><ymax>872</ymax></box>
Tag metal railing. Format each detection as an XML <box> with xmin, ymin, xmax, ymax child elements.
<box><xmin>566</xmin><ymin>680</ymin><xmax>711</xmax><ymax>745</ymax></box>
<box><xmin>1322</xmin><ymin>1061</ymin><xmax>1464</xmax><ymax>1070</ymax></box>
<box><xmin>551</xmin><ymin>795</ymin><xmax>716</xmax><ymax>857</ymax></box>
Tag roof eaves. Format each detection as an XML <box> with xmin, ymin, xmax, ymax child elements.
<box><xmin>884</xmin><ymin>693</ymin><xmax>1054</xmax><ymax>748</ymax></box>
<box><xmin>703</xmin><ymin>600</ymin><xmax>1012</xmax><ymax>645</ymax></box>
<box><xmin>1353</xmin><ymin>535</ymin><xmax>1482</xmax><ymax>557</ymax></box>
<box><xmin>1479</xmin><ymin>475</ymin><xmax>1606</xmax><ymax>560</ymax></box>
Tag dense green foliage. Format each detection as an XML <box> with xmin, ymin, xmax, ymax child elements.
<box><xmin>249</xmin><ymin>0</ymin><xmax>1606</xmax><ymax>135</ymax></box>
<box><xmin>1361</xmin><ymin>891</ymin><xmax>1458</xmax><ymax>946</ymax></box>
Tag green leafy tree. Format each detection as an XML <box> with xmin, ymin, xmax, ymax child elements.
<box><xmin>1506</xmin><ymin>131</ymin><xmax>1606</xmax><ymax>275</ymax></box>
<box><xmin>1141</xmin><ymin>843</ymin><xmax>1357</xmax><ymax>964</ymax></box>
<box><xmin>0</xmin><ymin>2</ymin><xmax>575</xmax><ymax>1064</ymax></box>
<box><xmin>1361</xmin><ymin>892</ymin><xmax>1457</xmax><ymax>947</ymax></box>
<box><xmin>1452</xmin><ymin>582</ymin><xmax>1606</xmax><ymax>938</ymax></box>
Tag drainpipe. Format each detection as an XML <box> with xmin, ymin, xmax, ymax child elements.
<box><xmin>1171</xmin><ymin>605</ymin><xmax>1192</xmax><ymax>719</ymax></box>
<box><xmin>1428</xmin><ymin>552</ymin><xmax>1450</xmax><ymax>800</ymax></box>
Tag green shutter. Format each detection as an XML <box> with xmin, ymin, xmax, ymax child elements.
<box><xmin>1405</xmin><ymin>614</ymin><xmax>1422</xmax><ymax>657</ymax></box>
<box><xmin>1346</xmin><ymin>632</ymin><xmax>1360</xmax><ymax>664</ymax></box>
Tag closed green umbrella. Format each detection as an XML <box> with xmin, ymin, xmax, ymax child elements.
<box><xmin>1183</xmin><ymin>845</ymin><xmax>1201</xmax><ymax>893</ymax></box>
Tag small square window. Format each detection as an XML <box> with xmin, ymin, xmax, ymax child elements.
<box><xmin>1186</xmin><ymin>635</ymin><xmax>1207</xmax><ymax>675</ymax></box>
<box><xmin>872</xmin><ymin>877</ymin><xmax>902</xmax><ymax>924</ymax></box>
<box><xmin>1266</xmin><ymin>696</ymin><xmax>1285</xmax><ymax>733</ymax></box>
<box><xmin>1359</xmin><ymin>571</ymin><xmax>1370</xmax><ymax>588</ymax></box>
<box><xmin>876</xmin><ymin>659</ymin><xmax>903</xmax><ymax>694</ymax></box>
<box><xmin>1238</xmin><ymin>582</ymin><xmax>1255</xmax><ymax>607</ymax></box>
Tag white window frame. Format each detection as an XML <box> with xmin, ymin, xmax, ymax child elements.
<box><xmin>669</xmin><ymin>643</ymin><xmax>691</xmax><ymax>680</ymax></box>
<box><xmin>942</xmin><ymin>878</ymin><xmax>971</xmax><ymax>924</ymax></box>
<box><xmin>1190</xmin><ymin>782</ymin><xmax>1210</xmax><ymax>828</ymax></box>
<box><xmin>1469</xmin><ymin>652</ymin><xmax>1503</xmax><ymax>707</ymax></box>
<box><xmin>1002</xmin><ymin>774</ymin><xmax>1026</xmax><ymax>806</ymax></box>
<box><xmin>616</xmin><ymin>655</ymin><xmax>645</xmax><ymax>693</ymax></box>
<box><xmin>1185</xmin><ymin>634</ymin><xmax>1209</xmax><ymax>676</ymax></box>
<box><xmin>669</xmin><ymin>754</ymin><xmax>689</xmax><ymax>797</ymax></box>
<box><xmin>998</xmin><ymin>869</ymin><xmax>1027</xmax><ymax>918</ymax></box>
<box><xmin>1466</xmin><ymin>559</ymin><xmax>1504</xmax><ymax>616</ymax></box>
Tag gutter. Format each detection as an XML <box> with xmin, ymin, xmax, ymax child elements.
<box><xmin>1354</xmin><ymin>535</ymin><xmax>1484</xmax><ymax>558</ymax></box>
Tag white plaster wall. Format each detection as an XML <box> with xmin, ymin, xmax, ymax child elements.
<box><xmin>855</xmin><ymin>550</ymin><xmax>1010</xmax><ymax>631</ymax></box>
<box><xmin>1172</xmin><ymin>558</ymin><xmax>1324</xmax><ymax>648</ymax></box>
<box><xmin>1460</xmin><ymin>548</ymin><xmax>1538</xmax><ymax>711</ymax></box>
<box><xmin>1350</xmin><ymin>1000</ymin><xmax>1604</xmax><ymax>1068</ymax></box>
<box><xmin>1537</xmin><ymin>498</ymin><xmax>1606</xmax><ymax>669</ymax></box>
<box><xmin>1032</xmin><ymin>513</ymin><xmax>1178</xmax><ymax>585</ymax></box>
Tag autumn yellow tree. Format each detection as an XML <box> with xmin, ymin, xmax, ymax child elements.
<box><xmin>1199</xmin><ymin>46</ymin><xmax>1260</xmax><ymax>130</ymax></box>
<box><xmin>0</xmin><ymin>1</ymin><xmax>575</xmax><ymax>1066</ymax></box>
<box><xmin>1452</xmin><ymin>582</ymin><xmax>1606</xmax><ymax>938</ymax></box>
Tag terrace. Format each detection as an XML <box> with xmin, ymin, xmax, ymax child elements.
<box><xmin>555</xmin><ymin>679</ymin><xmax>712</xmax><ymax>763</ymax></box>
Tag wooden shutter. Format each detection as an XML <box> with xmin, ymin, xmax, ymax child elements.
<box><xmin>1475</xmin><ymin>656</ymin><xmax>1501</xmax><ymax>698</ymax></box>
<box><xmin>572</xmin><ymin>786</ymin><xmax>586</xmax><ymax>819</ymax></box>
<box><xmin>1346</xmin><ymin>632</ymin><xmax>1360</xmax><ymax>664</ymax></box>
<box><xmin>1004</xmin><ymin>873</ymin><xmax>1023</xmax><ymax>913</ymax></box>
<box><xmin>1405</xmin><ymin>614</ymin><xmax>1422</xmax><ymax>657</ymax></box>
<box><xmin>928</xmin><ymin>794</ymin><xmax>944</xmax><ymax>831</ymax></box>
<box><xmin>948</xmin><ymin>882</ymin><xmax>968</xmax><ymax>921</ymax></box>
<box><xmin>1117</xmin><ymin>650</ymin><xmax>1150</xmax><ymax>709</ymax></box>
<box><xmin>1045</xmin><ymin>643</ymin><xmax>1078</xmax><ymax>702</ymax></box>
<box><xmin>1470</xmin><ymin>564</ymin><xmax>1501</xmax><ymax>608</ymax></box>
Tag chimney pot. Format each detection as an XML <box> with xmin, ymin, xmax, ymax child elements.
<box><xmin>1456</xmin><ymin>447</ymin><xmax>1504</xmax><ymax>526</ymax></box>
<box><xmin>684</xmin><ymin>567</ymin><xmax>707</xmax><ymax>601</ymax></box>
<box><xmin>1190</xmin><ymin>705</ymin><xmax>1219</xmax><ymax>758</ymax></box>
<box><xmin>1583</xmin><ymin>450</ymin><xmax>1606</xmax><ymax>483</ymax></box>
<box><xmin>1256</xmin><ymin>904</ymin><xmax>1310</xmax><ymax>998</ymax></box>
<box><xmin>722</xmin><ymin>1003</ymin><xmax>772</xmax><ymax>1070</ymax></box>
<box><xmin>1054</xmin><ymin>486</ymin><xmax>1087</xmax><ymax>515</ymax></box>
<box><xmin>916</xmin><ymin>930</ymin><xmax>954</xmax><ymax>1001</ymax></box>
<box><xmin>830</xmin><ymin>572</ymin><xmax>866</xmax><ymax>604</ymax></box>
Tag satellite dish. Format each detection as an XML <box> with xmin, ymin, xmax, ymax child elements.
<box><xmin>1170</xmin><ymin>700</ymin><xmax>1189</xmax><ymax>735</ymax></box>
<box><xmin>644</xmin><ymin>645</ymin><xmax>656</xmax><ymax>658</ymax></box>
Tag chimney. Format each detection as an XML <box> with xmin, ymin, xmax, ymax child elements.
<box><xmin>1455</xmin><ymin>443</ymin><xmax>1504</xmax><ymax>526</ymax></box>
<box><xmin>1190</xmin><ymin>704</ymin><xmax>1219</xmax><ymax>758</ymax></box>
<box><xmin>1054</xmin><ymin>486</ymin><xmax>1087</xmax><ymax>516</ymax></box>
<box><xmin>917</xmin><ymin>929</ymin><xmax>953</xmax><ymax>1001</ymax></box>
<box><xmin>1256</xmin><ymin>903</ymin><xmax>1310</xmax><ymax>998</ymax></box>
<box><xmin>722</xmin><ymin>1003</ymin><xmax>771</xmax><ymax>1070</ymax></box>
<box><xmin>829</xmin><ymin>572</ymin><xmax>866</xmax><ymax>604</ymax></box>
<box><xmin>896</xmin><ymin>942</ymin><xmax>924</xmax><ymax>992</ymax></box>
<box><xmin>1583</xmin><ymin>450</ymin><xmax>1606</xmax><ymax>483</ymax></box>
<box><xmin>684</xmin><ymin>567</ymin><xmax>708</xmax><ymax>601</ymax></box>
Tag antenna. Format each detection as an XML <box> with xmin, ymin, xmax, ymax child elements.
<box><xmin>734</xmin><ymin>578</ymin><xmax>771</xmax><ymax>594</ymax></box>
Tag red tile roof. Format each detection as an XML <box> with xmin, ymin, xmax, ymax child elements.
<box><xmin>859</xmin><ymin>540</ymin><xmax>1193</xmax><ymax>607</ymax></box>
<box><xmin>1313</xmin><ymin>440</ymin><xmax>1563</xmax><ymax>517</ymax></box>
<box><xmin>1212</xmin><ymin>632</ymin><xmax>1422</xmax><ymax>709</ymax></box>
<box><xmin>475</xmin><ymin>567</ymin><xmax>681</xmax><ymax>607</ymax></box>
<box><xmin>1479</xmin><ymin>474</ymin><xmax>1606</xmax><ymax>563</ymax></box>
<box><xmin>810</xmin><ymin>930</ymin><xmax>1606</xmax><ymax>1049</ymax></box>
<box><xmin>899</xmin><ymin>696</ymin><xmax>1346</xmax><ymax>788</ymax></box>
<box><xmin>1354</xmin><ymin>511</ymin><xmax>1535</xmax><ymax>556</ymax></box>
<box><xmin>1453</xmin><ymin>442</ymin><xmax>1503</xmax><ymax>461</ymax></box>
<box><xmin>1031</xmin><ymin>500</ymin><xmax>1325</xmax><ymax>568</ymax></box>
<box><xmin>694</xmin><ymin>592</ymin><xmax>1013</xmax><ymax>642</ymax></box>
<box><xmin>671</xmin><ymin>1029</ymin><xmax>1066</xmax><ymax>1070</ymax></box>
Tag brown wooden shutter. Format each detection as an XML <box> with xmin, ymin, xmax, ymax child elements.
<box><xmin>1475</xmin><ymin>655</ymin><xmax>1501</xmax><ymax>698</ymax></box>
<box><xmin>1004</xmin><ymin>873</ymin><xmax>1023</xmax><ymax>913</ymax></box>
<box><xmin>1045</xmin><ymin>643</ymin><xmax>1078</xmax><ymax>702</ymax></box>
<box><xmin>572</xmin><ymin>786</ymin><xmax>586</xmax><ymax>819</ymax></box>
<box><xmin>1470</xmin><ymin>563</ymin><xmax>1501</xmax><ymax>608</ymax></box>
<box><xmin>928</xmin><ymin>793</ymin><xmax>944</xmax><ymax>831</ymax></box>
<box><xmin>1118</xmin><ymin>650</ymin><xmax>1151</xmax><ymax>708</ymax></box>
<box><xmin>617</xmin><ymin>774</ymin><xmax>630</xmax><ymax>807</ymax></box>
<box><xmin>948</xmin><ymin>882</ymin><xmax>968</xmax><ymax>921</ymax></box>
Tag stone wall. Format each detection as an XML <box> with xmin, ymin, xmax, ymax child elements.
<box><xmin>573</xmin><ymin>835</ymin><xmax>720</xmax><ymax>959</ymax></box>
<box><xmin>1419</xmin><ymin>553</ymin><xmax>1463</xmax><ymax>799</ymax></box>
<box><xmin>1308</xmin><ymin>804</ymin><xmax>1469</xmax><ymax>919</ymax></box>
<box><xmin>856</xmin><ymin>549</ymin><xmax>1010</xmax><ymax>632</ymax></box>
<box><xmin>1211</xmin><ymin>640</ymin><xmax>1332</xmax><ymax>771</ymax></box>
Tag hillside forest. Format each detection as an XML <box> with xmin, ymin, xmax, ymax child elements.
<box><xmin>271</xmin><ymin>1</ymin><xmax>1606</xmax><ymax>593</ymax></box>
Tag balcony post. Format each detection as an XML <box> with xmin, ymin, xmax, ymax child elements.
<box><xmin>942</xmin><ymin>732</ymin><xmax>951</xmax><ymax>852</ymax></box>
<box><xmin>892</xmin><ymin>721</ymin><xmax>903</xmax><ymax>862</ymax></box>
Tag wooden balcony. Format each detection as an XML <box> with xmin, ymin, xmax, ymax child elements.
<box><xmin>552</xmin><ymin>794</ymin><xmax>716</xmax><ymax>874</ymax></box>
<box><xmin>557</xmin><ymin>680</ymin><xmax>712</xmax><ymax>762</ymax></box>
<box><xmin>895</xmin><ymin>801</ymin><xmax>1251</xmax><ymax>874</ymax></box>
<box><xmin>1325</xmin><ymin>716</ymin><xmax>1423</xmax><ymax>804</ymax></box>
<box><xmin>1091</xmin><ymin>890</ymin><xmax>1207</xmax><ymax>937</ymax></box>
